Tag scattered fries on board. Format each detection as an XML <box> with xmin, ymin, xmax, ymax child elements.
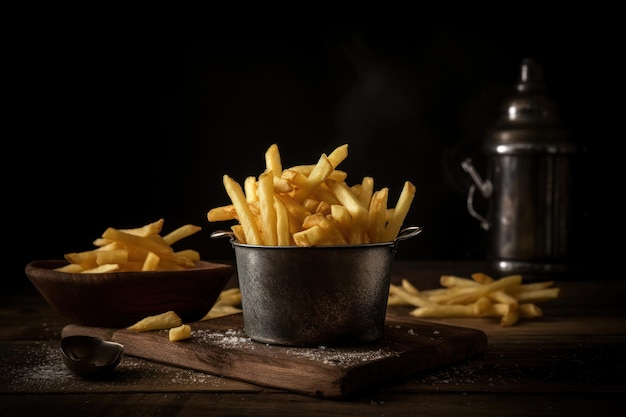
<box><xmin>125</xmin><ymin>289</ymin><xmax>244</xmax><ymax>342</ymax></box>
<box><xmin>127</xmin><ymin>311</ymin><xmax>183</xmax><ymax>332</ymax></box>
<box><xmin>207</xmin><ymin>143</ymin><xmax>416</xmax><ymax>246</ymax></box>
<box><xmin>54</xmin><ymin>218</ymin><xmax>202</xmax><ymax>273</ymax></box>
<box><xmin>127</xmin><ymin>311</ymin><xmax>193</xmax><ymax>341</ymax></box>
<box><xmin>388</xmin><ymin>272</ymin><xmax>560</xmax><ymax>326</ymax></box>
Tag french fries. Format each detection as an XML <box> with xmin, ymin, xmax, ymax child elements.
<box><xmin>128</xmin><ymin>311</ymin><xmax>192</xmax><ymax>342</ymax></box>
<box><xmin>127</xmin><ymin>311</ymin><xmax>183</xmax><ymax>332</ymax></box>
<box><xmin>54</xmin><ymin>219</ymin><xmax>202</xmax><ymax>273</ymax></box>
<box><xmin>169</xmin><ymin>324</ymin><xmax>192</xmax><ymax>341</ymax></box>
<box><xmin>208</xmin><ymin>144</ymin><xmax>416</xmax><ymax>246</ymax></box>
<box><xmin>389</xmin><ymin>273</ymin><xmax>560</xmax><ymax>326</ymax></box>
<box><xmin>202</xmin><ymin>288</ymin><xmax>242</xmax><ymax>320</ymax></box>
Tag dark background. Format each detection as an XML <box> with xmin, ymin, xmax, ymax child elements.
<box><xmin>8</xmin><ymin>9</ymin><xmax>616</xmax><ymax>292</ymax></box>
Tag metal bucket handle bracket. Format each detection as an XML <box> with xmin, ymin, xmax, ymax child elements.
<box><xmin>392</xmin><ymin>225</ymin><xmax>422</xmax><ymax>252</ymax></box>
<box><xmin>210</xmin><ymin>230</ymin><xmax>237</xmax><ymax>241</ymax></box>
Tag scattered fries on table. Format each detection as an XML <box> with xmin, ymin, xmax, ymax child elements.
<box><xmin>202</xmin><ymin>288</ymin><xmax>242</xmax><ymax>320</ymax></box>
<box><xmin>207</xmin><ymin>143</ymin><xmax>416</xmax><ymax>246</ymax></box>
<box><xmin>54</xmin><ymin>218</ymin><xmax>202</xmax><ymax>273</ymax></box>
<box><xmin>388</xmin><ymin>272</ymin><xmax>560</xmax><ymax>326</ymax></box>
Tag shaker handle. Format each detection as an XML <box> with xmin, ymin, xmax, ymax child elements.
<box><xmin>461</xmin><ymin>158</ymin><xmax>492</xmax><ymax>198</ymax></box>
<box><xmin>466</xmin><ymin>184</ymin><xmax>490</xmax><ymax>230</ymax></box>
<box><xmin>461</xmin><ymin>158</ymin><xmax>491</xmax><ymax>230</ymax></box>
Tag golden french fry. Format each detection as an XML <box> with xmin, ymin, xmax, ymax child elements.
<box><xmin>223</xmin><ymin>175</ymin><xmax>263</xmax><ymax>245</ymax></box>
<box><xmin>202</xmin><ymin>305</ymin><xmax>243</xmax><ymax>320</ymax></box>
<box><xmin>281</xmin><ymin>168</ymin><xmax>308</xmax><ymax>187</ymax></box>
<box><xmin>401</xmin><ymin>279</ymin><xmax>420</xmax><ymax>295</ymax></box>
<box><xmin>302</xmin><ymin>198</ymin><xmax>320</xmax><ymax>213</ymax></box>
<box><xmin>162</xmin><ymin>224</ymin><xmax>202</xmax><ymax>245</ymax></box>
<box><xmin>275</xmin><ymin>193</ymin><xmax>311</xmax><ymax>224</ymax></box>
<box><xmin>499</xmin><ymin>309</ymin><xmax>520</xmax><ymax>327</ymax></box>
<box><xmin>292</xmin><ymin>154</ymin><xmax>334</xmax><ymax>203</ymax></box>
<box><xmin>81</xmin><ymin>264</ymin><xmax>120</xmax><ymax>274</ymax></box>
<box><xmin>101</xmin><ymin>228</ymin><xmax>169</xmax><ymax>255</ymax></box>
<box><xmin>287</xmin><ymin>165</ymin><xmax>347</xmax><ymax>183</ymax></box>
<box><xmin>207</xmin><ymin>205</ymin><xmax>238</xmax><ymax>222</ymax></box>
<box><xmin>315</xmin><ymin>200</ymin><xmax>332</xmax><ymax>216</ymax></box>
<box><xmin>64</xmin><ymin>250</ymin><xmax>98</xmax><ymax>267</ymax></box>
<box><xmin>381</xmin><ymin>181</ymin><xmax>416</xmax><ymax>242</ymax></box>
<box><xmin>513</xmin><ymin>288</ymin><xmax>560</xmax><ymax>303</ymax></box>
<box><xmin>216</xmin><ymin>288</ymin><xmax>242</xmax><ymax>305</ymax></box>
<box><xmin>272</xmin><ymin>175</ymin><xmax>293</xmax><ymax>193</ymax></box>
<box><xmin>120</xmin><ymin>218</ymin><xmax>164</xmax><ymax>237</ymax></box>
<box><xmin>94</xmin><ymin>249</ymin><xmax>128</xmax><ymax>266</ymax></box>
<box><xmin>358</xmin><ymin>176</ymin><xmax>374</xmax><ymax>208</ymax></box>
<box><xmin>141</xmin><ymin>251</ymin><xmax>160</xmax><ymax>271</ymax></box>
<box><xmin>55</xmin><ymin>263</ymin><xmax>85</xmax><ymax>273</ymax></box>
<box><xmin>311</xmin><ymin>183</ymin><xmax>342</xmax><ymax>206</ymax></box>
<box><xmin>169</xmin><ymin>324</ymin><xmax>192</xmax><ymax>341</ymax></box>
<box><xmin>127</xmin><ymin>311</ymin><xmax>183</xmax><ymax>332</ymax></box>
<box><xmin>367</xmin><ymin>188</ymin><xmax>388</xmax><ymax>242</ymax></box>
<box><xmin>410</xmin><ymin>297</ymin><xmax>490</xmax><ymax>318</ymax></box>
<box><xmin>230</xmin><ymin>224</ymin><xmax>247</xmax><ymax>244</ymax></box>
<box><xmin>202</xmin><ymin>287</ymin><xmax>243</xmax><ymax>320</ymax></box>
<box><xmin>387</xmin><ymin>293</ymin><xmax>407</xmax><ymax>306</ymax></box>
<box><xmin>293</xmin><ymin>225</ymin><xmax>325</xmax><ymax>247</ymax></box>
<box><xmin>440</xmin><ymin>275</ymin><xmax>481</xmax><ymax>288</ymax></box>
<box><xmin>115</xmin><ymin>262</ymin><xmax>144</xmax><ymax>272</ymax></box>
<box><xmin>302</xmin><ymin>213</ymin><xmax>347</xmax><ymax>245</ymax></box>
<box><xmin>258</xmin><ymin>171</ymin><xmax>278</xmax><ymax>246</ymax></box>
<box><xmin>175</xmin><ymin>249</ymin><xmax>200</xmax><ymax>264</ymax></box>
<box><xmin>389</xmin><ymin>284</ymin><xmax>434</xmax><ymax>307</ymax></box>
<box><xmin>274</xmin><ymin>197</ymin><xmax>292</xmax><ymax>246</ymax></box>
<box><xmin>488</xmin><ymin>290</ymin><xmax>519</xmax><ymax>308</ymax></box>
<box><xmin>326</xmin><ymin>179</ymin><xmax>369</xmax><ymax>227</ymax></box>
<box><xmin>92</xmin><ymin>237</ymin><xmax>113</xmax><ymax>247</ymax></box>
<box><xmin>506</xmin><ymin>281</ymin><xmax>556</xmax><ymax>293</ymax></box>
<box><xmin>519</xmin><ymin>303</ymin><xmax>543</xmax><ymax>318</ymax></box>
<box><xmin>471</xmin><ymin>272</ymin><xmax>495</xmax><ymax>284</ymax></box>
<box><xmin>242</xmin><ymin>176</ymin><xmax>257</xmax><ymax>203</ymax></box>
<box><xmin>326</xmin><ymin>143</ymin><xmax>349</xmax><ymax>168</ymax></box>
<box><xmin>265</xmin><ymin>143</ymin><xmax>283</xmax><ymax>177</ymax></box>
<box><xmin>426</xmin><ymin>286</ymin><xmax>478</xmax><ymax>304</ymax></box>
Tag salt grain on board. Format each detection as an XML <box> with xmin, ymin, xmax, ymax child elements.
<box><xmin>192</xmin><ymin>328</ymin><xmax>401</xmax><ymax>366</ymax></box>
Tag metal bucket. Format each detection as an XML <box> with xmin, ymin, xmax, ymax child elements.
<box><xmin>211</xmin><ymin>226</ymin><xmax>422</xmax><ymax>347</ymax></box>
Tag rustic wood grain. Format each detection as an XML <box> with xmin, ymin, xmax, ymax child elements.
<box><xmin>62</xmin><ymin>312</ymin><xmax>488</xmax><ymax>399</ymax></box>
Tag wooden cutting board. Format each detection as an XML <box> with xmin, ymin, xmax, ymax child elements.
<box><xmin>62</xmin><ymin>312</ymin><xmax>487</xmax><ymax>399</ymax></box>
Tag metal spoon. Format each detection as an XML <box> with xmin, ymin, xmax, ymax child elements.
<box><xmin>60</xmin><ymin>335</ymin><xmax>124</xmax><ymax>378</ymax></box>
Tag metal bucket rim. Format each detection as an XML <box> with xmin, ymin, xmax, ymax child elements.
<box><xmin>211</xmin><ymin>226</ymin><xmax>422</xmax><ymax>250</ymax></box>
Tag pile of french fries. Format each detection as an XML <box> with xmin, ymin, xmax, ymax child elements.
<box><xmin>207</xmin><ymin>143</ymin><xmax>416</xmax><ymax>246</ymax></box>
<box><xmin>54</xmin><ymin>218</ymin><xmax>202</xmax><ymax>273</ymax></box>
<box><xmin>388</xmin><ymin>272</ymin><xmax>560</xmax><ymax>326</ymax></box>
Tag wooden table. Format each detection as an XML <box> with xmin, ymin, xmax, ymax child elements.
<box><xmin>2</xmin><ymin>261</ymin><xmax>625</xmax><ymax>416</ymax></box>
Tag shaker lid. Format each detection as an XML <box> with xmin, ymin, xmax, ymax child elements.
<box><xmin>485</xmin><ymin>58</ymin><xmax>573</xmax><ymax>153</ymax></box>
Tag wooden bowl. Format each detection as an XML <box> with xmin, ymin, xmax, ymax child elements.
<box><xmin>25</xmin><ymin>260</ymin><xmax>234</xmax><ymax>328</ymax></box>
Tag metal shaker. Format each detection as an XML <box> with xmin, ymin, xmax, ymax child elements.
<box><xmin>461</xmin><ymin>58</ymin><xmax>575</xmax><ymax>273</ymax></box>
